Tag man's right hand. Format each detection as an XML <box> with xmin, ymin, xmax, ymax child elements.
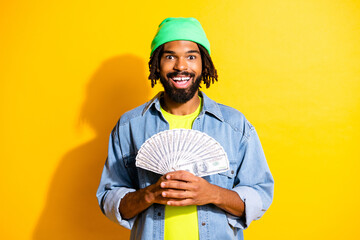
<box><xmin>119</xmin><ymin>174</ymin><xmax>170</xmax><ymax>220</ymax></box>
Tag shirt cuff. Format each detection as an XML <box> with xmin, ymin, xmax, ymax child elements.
<box><xmin>227</xmin><ymin>186</ymin><xmax>263</xmax><ymax>229</ymax></box>
<box><xmin>103</xmin><ymin>187</ymin><xmax>136</xmax><ymax>229</ymax></box>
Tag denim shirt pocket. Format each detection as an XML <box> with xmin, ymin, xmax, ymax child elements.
<box><xmin>123</xmin><ymin>154</ymin><xmax>139</xmax><ymax>189</ymax></box>
<box><xmin>209</xmin><ymin>162</ymin><xmax>236</xmax><ymax>189</ymax></box>
<box><xmin>124</xmin><ymin>154</ymin><xmax>136</xmax><ymax>168</ymax></box>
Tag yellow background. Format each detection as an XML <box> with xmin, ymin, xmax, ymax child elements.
<box><xmin>1</xmin><ymin>0</ymin><xmax>359</xmax><ymax>239</ymax></box>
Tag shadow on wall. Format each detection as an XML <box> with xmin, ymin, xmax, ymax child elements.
<box><xmin>33</xmin><ymin>55</ymin><xmax>151</xmax><ymax>240</ymax></box>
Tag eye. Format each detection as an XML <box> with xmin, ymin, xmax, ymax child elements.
<box><xmin>165</xmin><ymin>55</ymin><xmax>174</xmax><ymax>60</ymax></box>
<box><xmin>188</xmin><ymin>55</ymin><xmax>196</xmax><ymax>60</ymax></box>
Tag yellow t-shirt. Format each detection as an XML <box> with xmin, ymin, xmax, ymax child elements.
<box><xmin>160</xmin><ymin>98</ymin><xmax>202</xmax><ymax>240</ymax></box>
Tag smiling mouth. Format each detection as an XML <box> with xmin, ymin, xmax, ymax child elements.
<box><xmin>167</xmin><ymin>72</ymin><xmax>195</xmax><ymax>88</ymax></box>
<box><xmin>171</xmin><ymin>76</ymin><xmax>191</xmax><ymax>83</ymax></box>
<box><xmin>169</xmin><ymin>75</ymin><xmax>192</xmax><ymax>88</ymax></box>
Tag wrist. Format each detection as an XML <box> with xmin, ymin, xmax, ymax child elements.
<box><xmin>210</xmin><ymin>184</ymin><xmax>222</xmax><ymax>205</ymax></box>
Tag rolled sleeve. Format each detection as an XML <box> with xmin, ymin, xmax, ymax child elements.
<box><xmin>226</xmin><ymin>121</ymin><xmax>274</xmax><ymax>229</ymax></box>
<box><xmin>228</xmin><ymin>186</ymin><xmax>263</xmax><ymax>229</ymax></box>
<box><xmin>103</xmin><ymin>187</ymin><xmax>137</xmax><ymax>229</ymax></box>
<box><xmin>97</xmin><ymin>121</ymin><xmax>140</xmax><ymax>229</ymax></box>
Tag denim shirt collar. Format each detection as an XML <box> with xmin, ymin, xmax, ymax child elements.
<box><xmin>142</xmin><ymin>91</ymin><xmax>224</xmax><ymax>122</ymax></box>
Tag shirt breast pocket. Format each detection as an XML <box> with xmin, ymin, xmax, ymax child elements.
<box><xmin>124</xmin><ymin>154</ymin><xmax>161</xmax><ymax>189</ymax></box>
<box><xmin>123</xmin><ymin>155</ymin><xmax>139</xmax><ymax>188</ymax></box>
<box><xmin>208</xmin><ymin>163</ymin><xmax>236</xmax><ymax>190</ymax></box>
<box><xmin>124</xmin><ymin>155</ymin><xmax>136</xmax><ymax>168</ymax></box>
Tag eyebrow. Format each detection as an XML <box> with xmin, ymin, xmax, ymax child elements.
<box><xmin>162</xmin><ymin>50</ymin><xmax>200</xmax><ymax>54</ymax></box>
<box><xmin>187</xmin><ymin>50</ymin><xmax>200</xmax><ymax>54</ymax></box>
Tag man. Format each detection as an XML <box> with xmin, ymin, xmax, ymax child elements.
<box><xmin>97</xmin><ymin>17</ymin><xmax>274</xmax><ymax>240</ymax></box>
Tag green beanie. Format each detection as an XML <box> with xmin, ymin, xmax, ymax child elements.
<box><xmin>150</xmin><ymin>17</ymin><xmax>211</xmax><ymax>56</ymax></box>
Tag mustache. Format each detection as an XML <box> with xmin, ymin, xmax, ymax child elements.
<box><xmin>167</xmin><ymin>71</ymin><xmax>195</xmax><ymax>79</ymax></box>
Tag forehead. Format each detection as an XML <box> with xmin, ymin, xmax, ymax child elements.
<box><xmin>163</xmin><ymin>40</ymin><xmax>200</xmax><ymax>53</ymax></box>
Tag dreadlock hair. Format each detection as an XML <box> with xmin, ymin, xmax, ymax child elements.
<box><xmin>148</xmin><ymin>45</ymin><xmax>164</xmax><ymax>88</ymax></box>
<box><xmin>148</xmin><ymin>43</ymin><xmax>218</xmax><ymax>88</ymax></box>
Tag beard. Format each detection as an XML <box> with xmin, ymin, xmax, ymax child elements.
<box><xmin>159</xmin><ymin>72</ymin><xmax>202</xmax><ymax>103</ymax></box>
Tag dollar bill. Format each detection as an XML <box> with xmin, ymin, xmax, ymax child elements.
<box><xmin>174</xmin><ymin>155</ymin><xmax>229</xmax><ymax>177</ymax></box>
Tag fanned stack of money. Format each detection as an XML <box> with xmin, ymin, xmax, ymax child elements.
<box><xmin>135</xmin><ymin>129</ymin><xmax>229</xmax><ymax>177</ymax></box>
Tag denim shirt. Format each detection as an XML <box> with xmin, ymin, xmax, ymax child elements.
<box><xmin>96</xmin><ymin>92</ymin><xmax>274</xmax><ymax>240</ymax></box>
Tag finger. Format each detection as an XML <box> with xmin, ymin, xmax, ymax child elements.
<box><xmin>153</xmin><ymin>190</ymin><xmax>175</xmax><ymax>205</ymax></box>
<box><xmin>167</xmin><ymin>198</ymin><xmax>193</xmax><ymax>206</ymax></box>
<box><xmin>154</xmin><ymin>198</ymin><xmax>171</xmax><ymax>205</ymax></box>
<box><xmin>158</xmin><ymin>174</ymin><xmax>169</xmax><ymax>183</ymax></box>
<box><xmin>162</xmin><ymin>189</ymin><xmax>192</xmax><ymax>199</ymax></box>
<box><xmin>166</xmin><ymin>170</ymin><xmax>197</xmax><ymax>182</ymax></box>
<box><xmin>160</xmin><ymin>180</ymin><xmax>191</xmax><ymax>190</ymax></box>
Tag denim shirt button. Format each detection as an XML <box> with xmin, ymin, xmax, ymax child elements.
<box><xmin>231</xmin><ymin>170</ymin><xmax>234</xmax><ymax>174</ymax></box>
<box><xmin>158</xmin><ymin>212</ymin><xmax>161</xmax><ymax>216</ymax></box>
<box><xmin>201</xmin><ymin>222</ymin><xmax>206</xmax><ymax>226</ymax></box>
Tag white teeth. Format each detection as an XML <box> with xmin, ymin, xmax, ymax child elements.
<box><xmin>173</xmin><ymin>77</ymin><xmax>190</xmax><ymax>81</ymax></box>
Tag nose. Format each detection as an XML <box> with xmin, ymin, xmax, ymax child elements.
<box><xmin>174</xmin><ymin>57</ymin><xmax>188</xmax><ymax>71</ymax></box>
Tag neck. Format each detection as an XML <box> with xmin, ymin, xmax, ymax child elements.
<box><xmin>162</xmin><ymin>91</ymin><xmax>200</xmax><ymax>116</ymax></box>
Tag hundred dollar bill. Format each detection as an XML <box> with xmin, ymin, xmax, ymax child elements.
<box><xmin>174</xmin><ymin>156</ymin><xmax>229</xmax><ymax>177</ymax></box>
